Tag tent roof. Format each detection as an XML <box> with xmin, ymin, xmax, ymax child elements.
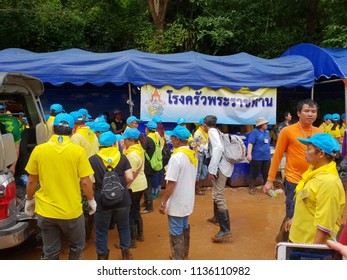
<box><xmin>0</xmin><ymin>48</ymin><xmax>314</xmax><ymax>90</ymax></box>
<box><xmin>282</xmin><ymin>43</ymin><xmax>347</xmax><ymax>79</ymax></box>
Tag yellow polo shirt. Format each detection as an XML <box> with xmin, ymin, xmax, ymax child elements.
<box><xmin>289</xmin><ymin>172</ymin><xmax>345</xmax><ymax>243</ymax></box>
<box><xmin>25</xmin><ymin>135</ymin><xmax>94</xmax><ymax>219</ymax></box>
<box><xmin>71</xmin><ymin>126</ymin><xmax>99</xmax><ymax>158</ymax></box>
<box><xmin>126</xmin><ymin>151</ymin><xmax>147</xmax><ymax>192</ymax></box>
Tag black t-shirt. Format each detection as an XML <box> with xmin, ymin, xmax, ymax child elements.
<box><xmin>111</xmin><ymin>119</ymin><xmax>125</xmax><ymax>133</ymax></box>
<box><xmin>89</xmin><ymin>154</ymin><xmax>132</xmax><ymax>210</ymax></box>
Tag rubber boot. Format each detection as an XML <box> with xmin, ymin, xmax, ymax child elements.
<box><xmin>169</xmin><ymin>233</ymin><xmax>185</xmax><ymax>260</ymax></box>
<box><xmin>136</xmin><ymin>219</ymin><xmax>144</xmax><ymax>242</ymax></box>
<box><xmin>207</xmin><ymin>201</ymin><xmax>219</xmax><ymax>226</ymax></box>
<box><xmin>69</xmin><ymin>248</ymin><xmax>85</xmax><ymax>260</ymax></box>
<box><xmin>211</xmin><ymin>210</ymin><xmax>232</xmax><ymax>242</ymax></box>
<box><xmin>183</xmin><ymin>226</ymin><xmax>190</xmax><ymax>260</ymax></box>
<box><xmin>121</xmin><ymin>248</ymin><xmax>134</xmax><ymax>260</ymax></box>
<box><xmin>130</xmin><ymin>225</ymin><xmax>137</xmax><ymax>248</ymax></box>
<box><xmin>248</xmin><ymin>184</ymin><xmax>255</xmax><ymax>195</ymax></box>
<box><xmin>97</xmin><ymin>249</ymin><xmax>109</xmax><ymax>260</ymax></box>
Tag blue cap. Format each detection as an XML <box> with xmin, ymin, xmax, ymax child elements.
<box><xmin>94</xmin><ymin>117</ymin><xmax>106</xmax><ymax>123</ymax></box>
<box><xmin>99</xmin><ymin>131</ymin><xmax>123</xmax><ymax>147</ymax></box>
<box><xmin>98</xmin><ymin>113</ymin><xmax>107</xmax><ymax>120</ymax></box>
<box><xmin>50</xmin><ymin>103</ymin><xmax>64</xmax><ymax>113</ymax></box>
<box><xmin>177</xmin><ymin>117</ymin><xmax>187</xmax><ymax>125</ymax></box>
<box><xmin>152</xmin><ymin>115</ymin><xmax>162</xmax><ymax>123</ymax></box>
<box><xmin>94</xmin><ymin>122</ymin><xmax>110</xmax><ymax>133</ymax></box>
<box><xmin>342</xmin><ymin>113</ymin><xmax>346</xmax><ymax>119</ymax></box>
<box><xmin>70</xmin><ymin>111</ymin><xmax>84</xmax><ymax>122</ymax></box>
<box><xmin>78</xmin><ymin>108</ymin><xmax>92</xmax><ymax>120</ymax></box>
<box><xmin>332</xmin><ymin>113</ymin><xmax>340</xmax><ymax>121</ymax></box>
<box><xmin>126</xmin><ymin>116</ymin><xmax>141</xmax><ymax>125</ymax></box>
<box><xmin>198</xmin><ymin>118</ymin><xmax>204</xmax><ymax>126</ymax></box>
<box><xmin>19</xmin><ymin>112</ymin><xmax>25</xmax><ymax>116</ymax></box>
<box><xmin>0</xmin><ymin>105</ymin><xmax>6</xmax><ymax>110</ymax></box>
<box><xmin>146</xmin><ymin>121</ymin><xmax>157</xmax><ymax>130</ymax></box>
<box><xmin>323</xmin><ymin>114</ymin><xmax>332</xmax><ymax>121</ymax></box>
<box><xmin>166</xmin><ymin>125</ymin><xmax>191</xmax><ymax>140</ymax></box>
<box><xmin>53</xmin><ymin>113</ymin><xmax>74</xmax><ymax>128</ymax></box>
<box><xmin>122</xmin><ymin>128</ymin><xmax>141</xmax><ymax>139</ymax></box>
<box><xmin>297</xmin><ymin>133</ymin><xmax>340</xmax><ymax>156</ymax></box>
<box><xmin>86</xmin><ymin>122</ymin><xmax>95</xmax><ymax>131</ymax></box>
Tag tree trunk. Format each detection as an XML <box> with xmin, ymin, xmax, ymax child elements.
<box><xmin>146</xmin><ymin>0</ymin><xmax>169</xmax><ymax>31</ymax></box>
<box><xmin>306</xmin><ymin>0</ymin><xmax>321</xmax><ymax>38</ymax></box>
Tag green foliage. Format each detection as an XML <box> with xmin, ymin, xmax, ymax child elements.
<box><xmin>0</xmin><ymin>0</ymin><xmax>346</xmax><ymax>56</ymax></box>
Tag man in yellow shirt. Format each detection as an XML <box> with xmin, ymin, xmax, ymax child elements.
<box><xmin>24</xmin><ymin>113</ymin><xmax>96</xmax><ymax>260</ymax></box>
<box><xmin>46</xmin><ymin>103</ymin><xmax>64</xmax><ymax>139</ymax></box>
<box><xmin>287</xmin><ymin>133</ymin><xmax>345</xmax><ymax>244</ymax></box>
<box><xmin>70</xmin><ymin>111</ymin><xmax>99</xmax><ymax>158</ymax></box>
<box><xmin>193</xmin><ymin>118</ymin><xmax>208</xmax><ymax>195</ymax></box>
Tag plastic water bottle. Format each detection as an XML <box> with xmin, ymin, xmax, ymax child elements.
<box><xmin>268</xmin><ymin>189</ymin><xmax>277</xmax><ymax>198</ymax></box>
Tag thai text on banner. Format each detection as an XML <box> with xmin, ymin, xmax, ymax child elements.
<box><xmin>140</xmin><ymin>85</ymin><xmax>277</xmax><ymax>125</ymax></box>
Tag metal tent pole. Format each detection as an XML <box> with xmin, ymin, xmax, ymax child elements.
<box><xmin>128</xmin><ymin>83</ymin><xmax>134</xmax><ymax>116</ymax></box>
<box><xmin>311</xmin><ymin>84</ymin><xmax>314</xmax><ymax>100</ymax></box>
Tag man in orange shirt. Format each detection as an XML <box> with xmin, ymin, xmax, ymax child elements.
<box><xmin>263</xmin><ymin>99</ymin><xmax>321</xmax><ymax>241</ymax></box>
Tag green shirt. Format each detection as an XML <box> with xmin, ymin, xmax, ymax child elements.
<box><xmin>0</xmin><ymin>115</ymin><xmax>24</xmax><ymax>143</ymax></box>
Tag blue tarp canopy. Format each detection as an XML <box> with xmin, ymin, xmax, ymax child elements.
<box><xmin>0</xmin><ymin>48</ymin><xmax>314</xmax><ymax>90</ymax></box>
<box><xmin>282</xmin><ymin>43</ymin><xmax>347</xmax><ymax>79</ymax></box>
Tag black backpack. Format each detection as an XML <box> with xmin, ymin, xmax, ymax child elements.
<box><xmin>96</xmin><ymin>156</ymin><xmax>124</xmax><ymax>208</ymax></box>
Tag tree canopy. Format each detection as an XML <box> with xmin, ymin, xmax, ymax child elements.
<box><xmin>0</xmin><ymin>0</ymin><xmax>346</xmax><ymax>57</ymax></box>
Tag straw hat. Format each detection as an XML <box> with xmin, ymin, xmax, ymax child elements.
<box><xmin>256</xmin><ymin>117</ymin><xmax>269</xmax><ymax>127</ymax></box>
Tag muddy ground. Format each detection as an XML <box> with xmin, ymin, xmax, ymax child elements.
<box><xmin>2</xmin><ymin>185</ymin><xmax>347</xmax><ymax>260</ymax></box>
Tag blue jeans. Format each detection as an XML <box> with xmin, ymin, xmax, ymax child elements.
<box><xmin>94</xmin><ymin>206</ymin><xmax>131</xmax><ymax>255</ymax></box>
<box><xmin>168</xmin><ymin>215</ymin><xmax>189</xmax><ymax>235</ymax></box>
<box><xmin>37</xmin><ymin>214</ymin><xmax>85</xmax><ymax>260</ymax></box>
<box><xmin>284</xmin><ymin>178</ymin><xmax>297</xmax><ymax>219</ymax></box>
<box><xmin>196</xmin><ymin>152</ymin><xmax>208</xmax><ymax>181</ymax></box>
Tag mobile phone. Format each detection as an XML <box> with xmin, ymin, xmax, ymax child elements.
<box><xmin>276</xmin><ymin>242</ymin><xmax>344</xmax><ymax>260</ymax></box>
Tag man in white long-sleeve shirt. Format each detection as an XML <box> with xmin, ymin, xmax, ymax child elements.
<box><xmin>204</xmin><ymin>115</ymin><xmax>233</xmax><ymax>242</ymax></box>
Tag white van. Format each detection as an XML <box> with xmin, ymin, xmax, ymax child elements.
<box><xmin>0</xmin><ymin>72</ymin><xmax>49</xmax><ymax>249</ymax></box>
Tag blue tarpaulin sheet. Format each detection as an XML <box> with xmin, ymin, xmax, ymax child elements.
<box><xmin>282</xmin><ymin>43</ymin><xmax>347</xmax><ymax>79</ymax></box>
<box><xmin>0</xmin><ymin>48</ymin><xmax>314</xmax><ymax>90</ymax></box>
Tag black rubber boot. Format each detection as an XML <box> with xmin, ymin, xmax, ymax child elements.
<box><xmin>183</xmin><ymin>226</ymin><xmax>190</xmax><ymax>260</ymax></box>
<box><xmin>121</xmin><ymin>248</ymin><xmax>134</xmax><ymax>260</ymax></box>
<box><xmin>211</xmin><ymin>210</ymin><xmax>232</xmax><ymax>242</ymax></box>
<box><xmin>97</xmin><ymin>249</ymin><xmax>109</xmax><ymax>260</ymax></box>
<box><xmin>207</xmin><ymin>201</ymin><xmax>219</xmax><ymax>225</ymax></box>
<box><xmin>136</xmin><ymin>219</ymin><xmax>144</xmax><ymax>242</ymax></box>
<box><xmin>169</xmin><ymin>234</ymin><xmax>185</xmax><ymax>260</ymax></box>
